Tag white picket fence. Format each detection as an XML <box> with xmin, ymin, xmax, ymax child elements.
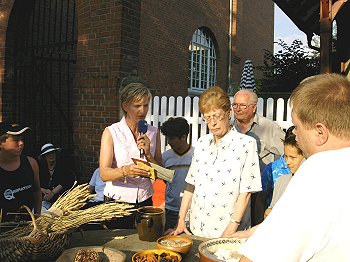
<box><xmin>146</xmin><ymin>96</ymin><xmax>293</xmax><ymax>152</ymax></box>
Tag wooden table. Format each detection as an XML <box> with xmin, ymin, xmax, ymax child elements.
<box><xmin>66</xmin><ymin>229</ymin><xmax>208</xmax><ymax>261</ymax></box>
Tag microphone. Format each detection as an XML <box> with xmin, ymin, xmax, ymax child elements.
<box><xmin>137</xmin><ymin>120</ymin><xmax>148</xmax><ymax>158</ymax></box>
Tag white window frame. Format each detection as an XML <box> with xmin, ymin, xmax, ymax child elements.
<box><xmin>188</xmin><ymin>28</ymin><xmax>217</xmax><ymax>96</ymax></box>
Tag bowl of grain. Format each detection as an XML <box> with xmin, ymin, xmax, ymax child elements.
<box><xmin>156</xmin><ymin>235</ymin><xmax>193</xmax><ymax>255</ymax></box>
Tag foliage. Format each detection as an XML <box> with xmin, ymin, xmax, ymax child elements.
<box><xmin>256</xmin><ymin>39</ymin><xmax>320</xmax><ymax>92</ymax></box>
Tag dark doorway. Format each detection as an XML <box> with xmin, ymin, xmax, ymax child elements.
<box><xmin>4</xmin><ymin>0</ymin><xmax>77</xmax><ymax>164</ymax></box>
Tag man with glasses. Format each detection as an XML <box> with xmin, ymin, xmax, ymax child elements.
<box><xmin>232</xmin><ymin>89</ymin><xmax>285</xmax><ymax>225</ymax></box>
<box><xmin>0</xmin><ymin>122</ymin><xmax>41</xmax><ymax>222</ymax></box>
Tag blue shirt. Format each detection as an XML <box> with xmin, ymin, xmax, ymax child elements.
<box><xmin>261</xmin><ymin>156</ymin><xmax>290</xmax><ymax>207</ymax></box>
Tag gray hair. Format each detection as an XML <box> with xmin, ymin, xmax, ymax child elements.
<box><xmin>234</xmin><ymin>89</ymin><xmax>258</xmax><ymax>104</ymax></box>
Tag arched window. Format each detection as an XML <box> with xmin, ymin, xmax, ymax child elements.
<box><xmin>188</xmin><ymin>28</ymin><xmax>217</xmax><ymax>95</ymax></box>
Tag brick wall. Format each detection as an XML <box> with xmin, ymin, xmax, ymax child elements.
<box><xmin>74</xmin><ymin>0</ymin><xmax>144</xmax><ymax>181</ymax></box>
<box><xmin>138</xmin><ymin>0</ymin><xmax>231</xmax><ymax>97</ymax></box>
<box><xmin>137</xmin><ymin>0</ymin><xmax>273</xmax><ymax>96</ymax></box>
<box><xmin>232</xmin><ymin>0</ymin><xmax>274</xmax><ymax>86</ymax></box>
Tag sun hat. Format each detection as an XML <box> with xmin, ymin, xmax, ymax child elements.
<box><xmin>0</xmin><ymin>122</ymin><xmax>30</xmax><ymax>137</ymax></box>
<box><xmin>39</xmin><ymin>143</ymin><xmax>61</xmax><ymax>159</ymax></box>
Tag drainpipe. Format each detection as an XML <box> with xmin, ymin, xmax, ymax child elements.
<box><xmin>228</xmin><ymin>0</ymin><xmax>233</xmax><ymax>89</ymax></box>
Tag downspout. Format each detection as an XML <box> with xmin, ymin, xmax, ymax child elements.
<box><xmin>228</xmin><ymin>0</ymin><xmax>233</xmax><ymax>90</ymax></box>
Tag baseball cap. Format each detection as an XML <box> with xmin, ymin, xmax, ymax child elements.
<box><xmin>0</xmin><ymin>122</ymin><xmax>30</xmax><ymax>137</ymax></box>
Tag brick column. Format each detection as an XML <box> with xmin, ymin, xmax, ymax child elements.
<box><xmin>74</xmin><ymin>0</ymin><xmax>141</xmax><ymax>181</ymax></box>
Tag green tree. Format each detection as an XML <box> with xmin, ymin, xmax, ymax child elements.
<box><xmin>257</xmin><ymin>39</ymin><xmax>320</xmax><ymax>92</ymax></box>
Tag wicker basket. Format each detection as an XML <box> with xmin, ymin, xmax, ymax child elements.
<box><xmin>0</xmin><ymin>206</ymin><xmax>71</xmax><ymax>262</ymax></box>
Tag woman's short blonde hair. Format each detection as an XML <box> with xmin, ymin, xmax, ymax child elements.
<box><xmin>199</xmin><ymin>86</ymin><xmax>231</xmax><ymax>114</ymax></box>
<box><xmin>119</xmin><ymin>82</ymin><xmax>152</xmax><ymax>115</ymax></box>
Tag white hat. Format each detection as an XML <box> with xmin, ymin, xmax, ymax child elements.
<box><xmin>39</xmin><ymin>143</ymin><xmax>61</xmax><ymax>159</ymax></box>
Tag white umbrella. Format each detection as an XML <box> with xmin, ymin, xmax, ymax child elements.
<box><xmin>240</xmin><ymin>60</ymin><xmax>256</xmax><ymax>91</ymax></box>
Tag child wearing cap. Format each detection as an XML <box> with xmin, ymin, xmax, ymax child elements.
<box><xmin>0</xmin><ymin>122</ymin><xmax>42</xmax><ymax>222</ymax></box>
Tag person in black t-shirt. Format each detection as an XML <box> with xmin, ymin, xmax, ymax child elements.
<box><xmin>0</xmin><ymin>122</ymin><xmax>41</xmax><ymax>222</ymax></box>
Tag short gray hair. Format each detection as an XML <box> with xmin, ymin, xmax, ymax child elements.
<box><xmin>234</xmin><ymin>89</ymin><xmax>258</xmax><ymax>104</ymax></box>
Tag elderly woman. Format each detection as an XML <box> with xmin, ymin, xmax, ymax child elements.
<box><xmin>99</xmin><ymin>82</ymin><xmax>162</xmax><ymax>229</ymax></box>
<box><xmin>172</xmin><ymin>86</ymin><xmax>261</xmax><ymax>238</ymax></box>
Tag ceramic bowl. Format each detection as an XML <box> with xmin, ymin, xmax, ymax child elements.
<box><xmin>198</xmin><ymin>238</ymin><xmax>245</xmax><ymax>262</ymax></box>
<box><xmin>132</xmin><ymin>249</ymin><xmax>182</xmax><ymax>262</ymax></box>
<box><xmin>156</xmin><ymin>235</ymin><xmax>193</xmax><ymax>254</ymax></box>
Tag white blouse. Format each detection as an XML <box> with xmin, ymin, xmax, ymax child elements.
<box><xmin>186</xmin><ymin>129</ymin><xmax>261</xmax><ymax>238</ymax></box>
<box><xmin>103</xmin><ymin>117</ymin><xmax>158</xmax><ymax>203</ymax></box>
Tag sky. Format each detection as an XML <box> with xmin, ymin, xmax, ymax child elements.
<box><xmin>274</xmin><ymin>4</ymin><xmax>308</xmax><ymax>53</ymax></box>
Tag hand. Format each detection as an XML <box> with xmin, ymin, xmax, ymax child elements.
<box><xmin>221</xmin><ymin>222</ymin><xmax>239</xmax><ymax>238</ymax></box>
<box><xmin>264</xmin><ymin>208</ymin><xmax>272</xmax><ymax>219</ymax></box>
<box><xmin>226</xmin><ymin>230</ymin><xmax>249</xmax><ymax>239</ymax></box>
<box><xmin>126</xmin><ymin>164</ymin><xmax>151</xmax><ymax>178</ymax></box>
<box><xmin>171</xmin><ymin>219</ymin><xmax>192</xmax><ymax>236</ymax></box>
<box><xmin>226</xmin><ymin>226</ymin><xmax>256</xmax><ymax>239</ymax></box>
<box><xmin>43</xmin><ymin>190</ymin><xmax>54</xmax><ymax>201</ymax></box>
<box><xmin>42</xmin><ymin>188</ymin><xmax>51</xmax><ymax>195</ymax></box>
<box><xmin>137</xmin><ymin>134</ymin><xmax>151</xmax><ymax>156</ymax></box>
<box><xmin>164</xmin><ymin>228</ymin><xmax>175</xmax><ymax>236</ymax></box>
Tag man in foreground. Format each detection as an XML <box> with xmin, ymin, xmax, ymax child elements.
<box><xmin>239</xmin><ymin>73</ymin><xmax>350</xmax><ymax>261</ymax></box>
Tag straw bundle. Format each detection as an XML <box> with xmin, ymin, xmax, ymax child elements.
<box><xmin>0</xmin><ymin>183</ymin><xmax>135</xmax><ymax>239</ymax></box>
<box><xmin>0</xmin><ymin>183</ymin><xmax>135</xmax><ymax>261</ymax></box>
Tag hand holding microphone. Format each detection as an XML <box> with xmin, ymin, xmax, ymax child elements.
<box><xmin>137</xmin><ymin>120</ymin><xmax>148</xmax><ymax>158</ymax></box>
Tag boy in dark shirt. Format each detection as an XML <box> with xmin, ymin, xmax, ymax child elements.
<box><xmin>0</xmin><ymin>122</ymin><xmax>41</xmax><ymax>222</ymax></box>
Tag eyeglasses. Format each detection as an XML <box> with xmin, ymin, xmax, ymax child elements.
<box><xmin>232</xmin><ymin>103</ymin><xmax>255</xmax><ymax>110</ymax></box>
<box><xmin>202</xmin><ymin>112</ymin><xmax>227</xmax><ymax>123</ymax></box>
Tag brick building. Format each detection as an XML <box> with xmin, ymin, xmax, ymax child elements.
<box><xmin>0</xmin><ymin>0</ymin><xmax>273</xmax><ymax>181</ymax></box>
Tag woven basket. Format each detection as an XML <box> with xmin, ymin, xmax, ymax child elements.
<box><xmin>0</xmin><ymin>206</ymin><xmax>71</xmax><ymax>262</ymax></box>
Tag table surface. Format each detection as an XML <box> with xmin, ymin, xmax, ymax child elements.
<box><xmin>65</xmin><ymin>229</ymin><xmax>208</xmax><ymax>261</ymax></box>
